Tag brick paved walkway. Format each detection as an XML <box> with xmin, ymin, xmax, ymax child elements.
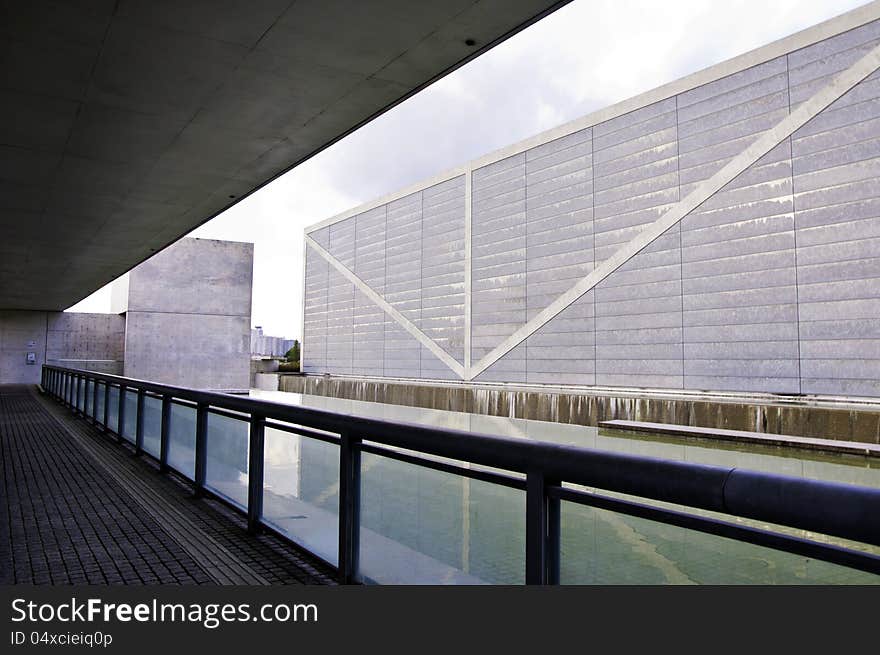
<box><xmin>0</xmin><ymin>385</ymin><xmax>335</xmax><ymax>585</ymax></box>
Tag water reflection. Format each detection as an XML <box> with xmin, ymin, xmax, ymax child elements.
<box><xmin>202</xmin><ymin>389</ymin><xmax>880</xmax><ymax>585</ymax></box>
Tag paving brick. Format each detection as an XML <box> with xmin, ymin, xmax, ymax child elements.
<box><xmin>1</xmin><ymin>385</ymin><xmax>335</xmax><ymax>586</ymax></box>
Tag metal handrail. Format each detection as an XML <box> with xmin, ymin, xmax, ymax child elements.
<box><xmin>40</xmin><ymin>364</ymin><xmax>880</xmax><ymax>583</ymax></box>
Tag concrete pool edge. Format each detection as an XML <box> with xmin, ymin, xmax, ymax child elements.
<box><xmin>599</xmin><ymin>420</ymin><xmax>880</xmax><ymax>458</ymax></box>
<box><xmin>273</xmin><ymin>374</ymin><xmax>880</xmax><ymax>445</ymax></box>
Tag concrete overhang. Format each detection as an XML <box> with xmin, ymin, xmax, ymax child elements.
<box><xmin>1</xmin><ymin>0</ymin><xmax>568</xmax><ymax>311</ymax></box>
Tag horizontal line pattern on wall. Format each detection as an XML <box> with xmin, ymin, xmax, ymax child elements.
<box><xmin>593</xmin><ymin>97</ymin><xmax>684</xmax><ymax>389</ymax></box>
<box><xmin>301</xmin><ymin>15</ymin><xmax>880</xmax><ymax>399</ymax></box>
<box><xmin>679</xmin><ymin>54</ymin><xmax>800</xmax><ymax>394</ymax></box>
<box><xmin>326</xmin><ymin>219</ymin><xmax>355</xmax><ymax>375</ymax></box>
<box><xmin>308</xmin><ymin>178</ymin><xmax>467</xmax><ymax>380</ymax></box>
<box><xmin>302</xmin><ymin>233</ymin><xmax>328</xmax><ymax>374</ymax></box>
<box><xmin>472</xmin><ymin>153</ymin><xmax>527</xmax><ymax>382</ymax></box>
<box><xmin>525</xmin><ymin>129</ymin><xmax>595</xmax><ymax>385</ymax></box>
<box><xmin>421</xmin><ymin>176</ymin><xmax>466</xmax><ymax>381</ymax></box>
<box><xmin>791</xmin><ymin>22</ymin><xmax>880</xmax><ymax>397</ymax></box>
<box><xmin>353</xmin><ymin>206</ymin><xmax>386</xmax><ymax>376</ymax></box>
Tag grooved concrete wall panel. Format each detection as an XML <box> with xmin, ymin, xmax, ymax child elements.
<box><xmin>383</xmin><ymin>190</ymin><xmax>422</xmax><ymax>378</ymax></box>
<box><xmin>792</xmin><ymin>19</ymin><xmax>880</xmax><ymax>397</ymax></box>
<box><xmin>524</xmin><ymin>128</ymin><xmax>594</xmax><ymax>385</ymax></box>
<box><xmin>679</xmin><ymin>54</ymin><xmax>800</xmax><ymax>394</ymax></box>
<box><xmin>593</xmin><ymin>98</ymin><xmax>683</xmax><ymax>389</ymax></box>
<box><xmin>325</xmin><ymin>220</ymin><xmax>355</xmax><ymax>375</ymax></box>
<box><xmin>303</xmin><ymin>15</ymin><xmax>880</xmax><ymax>398</ymax></box>
<box><xmin>472</xmin><ymin>153</ymin><xmax>527</xmax><ymax>382</ymax></box>
<box><xmin>352</xmin><ymin>206</ymin><xmax>386</xmax><ymax>376</ymax></box>
<box><xmin>302</xmin><ymin>245</ymin><xmax>328</xmax><ymax>374</ymax></box>
<box><xmin>421</xmin><ymin>175</ymin><xmax>466</xmax><ymax>375</ymax></box>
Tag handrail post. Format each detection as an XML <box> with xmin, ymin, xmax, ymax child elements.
<box><xmin>194</xmin><ymin>402</ymin><xmax>208</xmax><ymax>495</ymax></box>
<box><xmin>102</xmin><ymin>382</ymin><xmax>110</xmax><ymax>432</ymax></box>
<box><xmin>73</xmin><ymin>375</ymin><xmax>80</xmax><ymax>414</ymax></box>
<box><xmin>135</xmin><ymin>389</ymin><xmax>145</xmax><ymax>456</ymax></box>
<box><xmin>91</xmin><ymin>377</ymin><xmax>99</xmax><ymax>425</ymax></box>
<box><xmin>159</xmin><ymin>395</ymin><xmax>171</xmax><ymax>473</ymax></box>
<box><xmin>338</xmin><ymin>431</ymin><xmax>361</xmax><ymax>584</ymax></box>
<box><xmin>117</xmin><ymin>384</ymin><xmax>127</xmax><ymax>443</ymax></box>
<box><xmin>547</xmin><ymin>481</ymin><xmax>561</xmax><ymax>585</ymax></box>
<box><xmin>247</xmin><ymin>413</ymin><xmax>266</xmax><ymax>535</ymax></box>
<box><xmin>526</xmin><ymin>471</ymin><xmax>560</xmax><ymax>585</ymax></box>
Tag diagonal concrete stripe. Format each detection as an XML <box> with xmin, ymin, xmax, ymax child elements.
<box><xmin>305</xmin><ymin>235</ymin><xmax>466</xmax><ymax>378</ymax></box>
<box><xmin>466</xmin><ymin>41</ymin><xmax>880</xmax><ymax>380</ymax></box>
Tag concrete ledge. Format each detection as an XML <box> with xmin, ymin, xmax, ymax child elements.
<box><xmin>278</xmin><ymin>374</ymin><xmax>880</xmax><ymax>445</ymax></box>
<box><xmin>600</xmin><ymin>420</ymin><xmax>880</xmax><ymax>458</ymax></box>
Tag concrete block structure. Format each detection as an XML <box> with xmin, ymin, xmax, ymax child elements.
<box><xmin>118</xmin><ymin>238</ymin><xmax>253</xmax><ymax>391</ymax></box>
<box><xmin>0</xmin><ymin>237</ymin><xmax>253</xmax><ymax>389</ymax></box>
<box><xmin>303</xmin><ymin>9</ymin><xmax>880</xmax><ymax>399</ymax></box>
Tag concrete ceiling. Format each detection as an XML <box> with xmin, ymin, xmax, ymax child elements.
<box><xmin>0</xmin><ymin>0</ymin><xmax>567</xmax><ymax>311</ymax></box>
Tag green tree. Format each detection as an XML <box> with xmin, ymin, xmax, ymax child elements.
<box><xmin>285</xmin><ymin>340</ymin><xmax>300</xmax><ymax>364</ymax></box>
<box><xmin>280</xmin><ymin>339</ymin><xmax>300</xmax><ymax>372</ymax></box>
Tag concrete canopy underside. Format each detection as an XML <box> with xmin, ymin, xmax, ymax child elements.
<box><xmin>0</xmin><ymin>0</ymin><xmax>566</xmax><ymax>311</ymax></box>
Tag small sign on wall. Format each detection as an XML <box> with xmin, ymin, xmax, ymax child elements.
<box><xmin>25</xmin><ymin>352</ymin><xmax>36</xmax><ymax>365</ymax></box>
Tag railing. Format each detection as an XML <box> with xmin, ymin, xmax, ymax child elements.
<box><xmin>41</xmin><ymin>364</ymin><xmax>880</xmax><ymax>584</ymax></box>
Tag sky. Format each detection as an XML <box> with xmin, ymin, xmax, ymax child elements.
<box><xmin>66</xmin><ymin>0</ymin><xmax>869</xmax><ymax>338</ymax></box>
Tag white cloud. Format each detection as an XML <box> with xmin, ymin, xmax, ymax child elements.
<box><xmin>67</xmin><ymin>0</ymin><xmax>869</xmax><ymax>337</ymax></box>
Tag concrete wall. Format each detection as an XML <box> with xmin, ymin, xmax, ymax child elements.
<box><xmin>122</xmin><ymin>237</ymin><xmax>253</xmax><ymax>390</ymax></box>
<box><xmin>304</xmin><ymin>177</ymin><xmax>466</xmax><ymax>380</ymax></box>
<box><xmin>46</xmin><ymin>312</ymin><xmax>125</xmax><ymax>374</ymax></box>
<box><xmin>303</xmin><ymin>15</ymin><xmax>880</xmax><ymax>399</ymax></box>
<box><xmin>0</xmin><ymin>311</ymin><xmax>124</xmax><ymax>383</ymax></box>
<box><xmin>280</xmin><ymin>374</ymin><xmax>880</xmax><ymax>445</ymax></box>
<box><xmin>0</xmin><ymin>311</ymin><xmax>48</xmax><ymax>384</ymax></box>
